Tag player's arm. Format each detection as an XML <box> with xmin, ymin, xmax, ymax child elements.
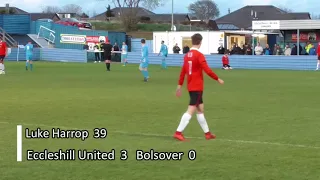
<box><xmin>176</xmin><ymin>60</ymin><xmax>187</xmax><ymax>97</ymax></box>
<box><xmin>158</xmin><ymin>46</ymin><xmax>163</xmax><ymax>56</ymax></box>
<box><xmin>4</xmin><ymin>42</ymin><xmax>8</xmax><ymax>57</ymax></box>
<box><xmin>199</xmin><ymin>55</ymin><xmax>224</xmax><ymax>84</ymax></box>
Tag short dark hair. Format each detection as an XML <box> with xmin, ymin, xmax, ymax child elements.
<box><xmin>161</xmin><ymin>40</ymin><xmax>164</xmax><ymax>43</ymax></box>
<box><xmin>191</xmin><ymin>33</ymin><xmax>202</xmax><ymax>45</ymax></box>
<box><xmin>141</xmin><ymin>39</ymin><xmax>146</xmax><ymax>43</ymax></box>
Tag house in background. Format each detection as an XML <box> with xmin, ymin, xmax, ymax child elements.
<box><xmin>29</xmin><ymin>13</ymin><xmax>60</xmax><ymax>21</ymax></box>
<box><xmin>91</xmin><ymin>7</ymin><xmax>192</xmax><ymax>24</ymax></box>
<box><xmin>57</xmin><ymin>12</ymin><xmax>76</xmax><ymax>19</ymax></box>
<box><xmin>215</xmin><ymin>5</ymin><xmax>311</xmax><ymax>49</ymax></box>
<box><xmin>0</xmin><ymin>4</ymin><xmax>28</xmax><ymax>14</ymax></box>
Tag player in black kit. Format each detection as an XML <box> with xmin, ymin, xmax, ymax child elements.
<box><xmin>102</xmin><ymin>41</ymin><xmax>113</xmax><ymax>71</ymax></box>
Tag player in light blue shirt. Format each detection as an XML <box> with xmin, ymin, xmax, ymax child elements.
<box><xmin>25</xmin><ymin>41</ymin><xmax>34</xmax><ymax>71</ymax></box>
<box><xmin>121</xmin><ymin>42</ymin><xmax>128</xmax><ymax>66</ymax></box>
<box><xmin>158</xmin><ymin>41</ymin><xmax>168</xmax><ymax>69</ymax></box>
<box><xmin>139</xmin><ymin>39</ymin><xmax>149</xmax><ymax>82</ymax></box>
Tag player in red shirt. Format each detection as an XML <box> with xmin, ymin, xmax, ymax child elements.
<box><xmin>222</xmin><ymin>50</ymin><xmax>232</xmax><ymax>70</ymax></box>
<box><xmin>0</xmin><ymin>38</ymin><xmax>8</xmax><ymax>74</ymax></box>
<box><xmin>174</xmin><ymin>33</ymin><xmax>224</xmax><ymax>141</ymax></box>
<box><xmin>317</xmin><ymin>42</ymin><xmax>320</xmax><ymax>71</ymax></box>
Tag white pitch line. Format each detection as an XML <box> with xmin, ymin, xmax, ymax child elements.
<box><xmin>0</xmin><ymin>121</ymin><xmax>319</xmax><ymax>149</ymax></box>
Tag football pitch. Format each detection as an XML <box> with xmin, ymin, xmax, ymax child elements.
<box><xmin>0</xmin><ymin>62</ymin><xmax>319</xmax><ymax>180</ymax></box>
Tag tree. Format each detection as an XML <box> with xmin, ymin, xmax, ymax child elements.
<box><xmin>61</xmin><ymin>4</ymin><xmax>82</xmax><ymax>15</ymax></box>
<box><xmin>41</xmin><ymin>5</ymin><xmax>61</xmax><ymax>13</ymax></box>
<box><xmin>80</xmin><ymin>12</ymin><xmax>89</xmax><ymax>18</ymax></box>
<box><xmin>278</xmin><ymin>6</ymin><xmax>293</xmax><ymax>13</ymax></box>
<box><xmin>311</xmin><ymin>14</ymin><xmax>320</xmax><ymax>19</ymax></box>
<box><xmin>188</xmin><ymin>0</ymin><xmax>220</xmax><ymax>21</ymax></box>
<box><xmin>110</xmin><ymin>0</ymin><xmax>164</xmax><ymax>31</ymax></box>
<box><xmin>105</xmin><ymin>5</ymin><xmax>114</xmax><ymax>21</ymax></box>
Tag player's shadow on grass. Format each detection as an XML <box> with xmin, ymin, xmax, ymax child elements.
<box><xmin>111</xmin><ymin>131</ymin><xmax>172</xmax><ymax>140</ymax></box>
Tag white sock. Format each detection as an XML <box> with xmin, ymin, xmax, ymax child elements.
<box><xmin>317</xmin><ymin>63</ymin><xmax>319</xmax><ymax>69</ymax></box>
<box><xmin>176</xmin><ymin>113</ymin><xmax>192</xmax><ymax>132</ymax></box>
<box><xmin>0</xmin><ymin>64</ymin><xmax>3</xmax><ymax>71</ymax></box>
<box><xmin>2</xmin><ymin>64</ymin><xmax>5</xmax><ymax>71</ymax></box>
<box><xmin>196</xmin><ymin>113</ymin><xmax>210</xmax><ymax>133</ymax></box>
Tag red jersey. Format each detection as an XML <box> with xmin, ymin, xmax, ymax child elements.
<box><xmin>317</xmin><ymin>43</ymin><xmax>320</xmax><ymax>55</ymax></box>
<box><xmin>222</xmin><ymin>55</ymin><xmax>229</xmax><ymax>65</ymax></box>
<box><xmin>178</xmin><ymin>48</ymin><xmax>219</xmax><ymax>91</ymax></box>
<box><xmin>0</xmin><ymin>41</ymin><xmax>7</xmax><ymax>55</ymax></box>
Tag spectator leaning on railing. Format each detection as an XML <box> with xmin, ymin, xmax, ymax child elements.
<box><xmin>309</xmin><ymin>44</ymin><xmax>316</xmax><ymax>55</ymax></box>
<box><xmin>284</xmin><ymin>44</ymin><xmax>291</xmax><ymax>56</ymax></box>
<box><xmin>263</xmin><ymin>44</ymin><xmax>271</xmax><ymax>55</ymax></box>
<box><xmin>305</xmin><ymin>41</ymin><xmax>313</xmax><ymax>55</ymax></box>
<box><xmin>291</xmin><ymin>44</ymin><xmax>297</xmax><ymax>55</ymax></box>
<box><xmin>254</xmin><ymin>43</ymin><xmax>263</xmax><ymax>55</ymax></box>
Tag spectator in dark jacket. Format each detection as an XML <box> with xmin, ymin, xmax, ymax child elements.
<box><xmin>173</xmin><ymin>44</ymin><xmax>181</xmax><ymax>54</ymax></box>
<box><xmin>231</xmin><ymin>43</ymin><xmax>242</xmax><ymax>55</ymax></box>
<box><xmin>291</xmin><ymin>44</ymin><xmax>297</xmax><ymax>55</ymax></box>
<box><xmin>183</xmin><ymin>45</ymin><xmax>190</xmax><ymax>54</ymax></box>
<box><xmin>217</xmin><ymin>45</ymin><xmax>225</xmax><ymax>54</ymax></box>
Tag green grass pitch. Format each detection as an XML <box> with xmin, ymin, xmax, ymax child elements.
<box><xmin>0</xmin><ymin>62</ymin><xmax>319</xmax><ymax>180</ymax></box>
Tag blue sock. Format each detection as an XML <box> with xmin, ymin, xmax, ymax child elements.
<box><xmin>145</xmin><ymin>70</ymin><xmax>149</xmax><ymax>78</ymax></box>
<box><xmin>141</xmin><ymin>70</ymin><xmax>146</xmax><ymax>78</ymax></box>
<box><xmin>163</xmin><ymin>60</ymin><xmax>167</xmax><ymax>69</ymax></box>
<box><xmin>26</xmin><ymin>62</ymin><xmax>29</xmax><ymax>70</ymax></box>
<box><xmin>30</xmin><ymin>64</ymin><xmax>33</xmax><ymax>71</ymax></box>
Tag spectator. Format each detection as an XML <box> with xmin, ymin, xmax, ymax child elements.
<box><xmin>231</xmin><ymin>43</ymin><xmax>242</xmax><ymax>55</ymax></box>
<box><xmin>254</xmin><ymin>43</ymin><xmax>263</xmax><ymax>55</ymax></box>
<box><xmin>275</xmin><ymin>44</ymin><xmax>282</xmax><ymax>55</ymax></box>
<box><xmin>291</xmin><ymin>44</ymin><xmax>297</xmax><ymax>55</ymax></box>
<box><xmin>273</xmin><ymin>44</ymin><xmax>278</xmax><ymax>55</ymax></box>
<box><xmin>309</xmin><ymin>44</ymin><xmax>316</xmax><ymax>55</ymax></box>
<box><xmin>113</xmin><ymin>42</ymin><xmax>120</xmax><ymax>62</ymax></box>
<box><xmin>83</xmin><ymin>43</ymin><xmax>89</xmax><ymax>50</ymax></box>
<box><xmin>245</xmin><ymin>45</ymin><xmax>252</xmax><ymax>55</ymax></box>
<box><xmin>305</xmin><ymin>41</ymin><xmax>313</xmax><ymax>55</ymax></box>
<box><xmin>173</xmin><ymin>43</ymin><xmax>181</xmax><ymax>54</ymax></box>
<box><xmin>94</xmin><ymin>44</ymin><xmax>101</xmax><ymax>63</ymax></box>
<box><xmin>183</xmin><ymin>45</ymin><xmax>190</xmax><ymax>54</ymax></box>
<box><xmin>284</xmin><ymin>44</ymin><xmax>291</xmax><ymax>56</ymax></box>
<box><xmin>263</xmin><ymin>44</ymin><xmax>271</xmax><ymax>55</ymax></box>
<box><xmin>217</xmin><ymin>45</ymin><xmax>225</xmax><ymax>54</ymax></box>
<box><xmin>299</xmin><ymin>44</ymin><xmax>303</xmax><ymax>55</ymax></box>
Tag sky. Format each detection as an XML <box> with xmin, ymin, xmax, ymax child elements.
<box><xmin>4</xmin><ymin>0</ymin><xmax>320</xmax><ymax>17</ymax></box>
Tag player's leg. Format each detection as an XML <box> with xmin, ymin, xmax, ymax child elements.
<box><xmin>26</xmin><ymin>55</ymin><xmax>29</xmax><ymax>70</ymax></box>
<box><xmin>196</xmin><ymin>101</ymin><xmax>216</xmax><ymax>140</ymax></box>
<box><xmin>124</xmin><ymin>54</ymin><xmax>127</xmax><ymax>65</ymax></box>
<box><xmin>317</xmin><ymin>58</ymin><xmax>320</xmax><ymax>70</ymax></box>
<box><xmin>174</xmin><ymin>91</ymin><xmax>199</xmax><ymax>141</ymax></box>
<box><xmin>162</xmin><ymin>56</ymin><xmax>167</xmax><ymax>69</ymax></box>
<box><xmin>30</xmin><ymin>59</ymin><xmax>33</xmax><ymax>71</ymax></box>
<box><xmin>94</xmin><ymin>53</ymin><xmax>99</xmax><ymax>63</ymax></box>
<box><xmin>105</xmin><ymin>59</ymin><xmax>111</xmax><ymax>71</ymax></box>
<box><xmin>143</xmin><ymin>63</ymin><xmax>149</xmax><ymax>81</ymax></box>
<box><xmin>0</xmin><ymin>56</ymin><xmax>5</xmax><ymax>74</ymax></box>
<box><xmin>121</xmin><ymin>54</ymin><xmax>126</xmax><ymax>66</ymax></box>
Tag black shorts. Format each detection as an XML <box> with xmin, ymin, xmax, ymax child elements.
<box><xmin>318</xmin><ymin>56</ymin><xmax>320</xmax><ymax>60</ymax></box>
<box><xmin>223</xmin><ymin>64</ymin><xmax>230</xmax><ymax>67</ymax></box>
<box><xmin>0</xmin><ymin>55</ymin><xmax>5</xmax><ymax>60</ymax></box>
<box><xmin>105</xmin><ymin>54</ymin><xmax>111</xmax><ymax>60</ymax></box>
<box><xmin>189</xmin><ymin>91</ymin><xmax>203</xmax><ymax>106</ymax></box>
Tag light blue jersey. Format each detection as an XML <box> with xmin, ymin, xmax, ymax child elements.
<box><xmin>25</xmin><ymin>43</ymin><xmax>33</xmax><ymax>60</ymax></box>
<box><xmin>160</xmin><ymin>44</ymin><xmax>168</xmax><ymax>58</ymax></box>
<box><xmin>121</xmin><ymin>45</ymin><xmax>128</xmax><ymax>61</ymax></box>
<box><xmin>140</xmin><ymin>45</ymin><xmax>149</xmax><ymax>68</ymax></box>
